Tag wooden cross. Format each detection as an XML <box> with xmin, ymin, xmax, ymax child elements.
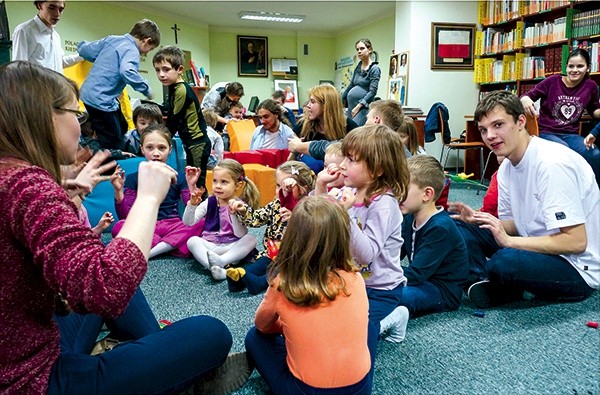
<box><xmin>171</xmin><ymin>24</ymin><xmax>180</xmax><ymax>44</ymax></box>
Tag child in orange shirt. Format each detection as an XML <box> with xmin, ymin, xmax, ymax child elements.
<box><xmin>245</xmin><ymin>196</ymin><xmax>376</xmax><ymax>394</ymax></box>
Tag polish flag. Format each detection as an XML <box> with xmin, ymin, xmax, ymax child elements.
<box><xmin>438</xmin><ymin>30</ymin><xmax>470</xmax><ymax>60</ymax></box>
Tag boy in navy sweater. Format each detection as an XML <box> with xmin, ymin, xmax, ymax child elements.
<box><xmin>400</xmin><ymin>155</ymin><xmax>469</xmax><ymax>317</ymax></box>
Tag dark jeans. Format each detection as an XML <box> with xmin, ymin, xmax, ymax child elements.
<box><xmin>486</xmin><ymin>248</ymin><xmax>595</xmax><ymax>302</ymax></box>
<box><xmin>245</xmin><ymin>321</ymin><xmax>377</xmax><ymax>395</ymax></box>
<box><xmin>540</xmin><ymin>132</ymin><xmax>600</xmax><ymax>185</ymax></box>
<box><xmin>455</xmin><ymin>219</ymin><xmax>500</xmax><ymax>285</ymax></box>
<box><xmin>84</xmin><ymin>103</ymin><xmax>128</xmax><ymax>151</ymax></box>
<box><xmin>398</xmin><ymin>282</ymin><xmax>447</xmax><ymax>318</ymax></box>
<box><xmin>48</xmin><ymin>288</ymin><xmax>232</xmax><ymax>395</ymax></box>
<box><xmin>366</xmin><ymin>283</ymin><xmax>405</xmax><ymax>331</ymax></box>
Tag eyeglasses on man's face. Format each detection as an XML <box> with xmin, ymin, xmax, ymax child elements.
<box><xmin>54</xmin><ymin>107</ymin><xmax>88</xmax><ymax>124</ymax></box>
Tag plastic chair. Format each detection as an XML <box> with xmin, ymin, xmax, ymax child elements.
<box><xmin>227</xmin><ymin>119</ymin><xmax>256</xmax><ymax>152</ymax></box>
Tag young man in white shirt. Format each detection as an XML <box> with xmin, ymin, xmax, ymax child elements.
<box><xmin>454</xmin><ymin>90</ymin><xmax>599</xmax><ymax>308</ymax></box>
<box><xmin>11</xmin><ymin>1</ymin><xmax>81</xmax><ymax>73</ymax></box>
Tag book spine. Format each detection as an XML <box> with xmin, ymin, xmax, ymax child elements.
<box><xmin>189</xmin><ymin>60</ymin><xmax>201</xmax><ymax>86</ymax></box>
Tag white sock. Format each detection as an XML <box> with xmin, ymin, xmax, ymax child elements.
<box><xmin>210</xmin><ymin>266</ymin><xmax>227</xmax><ymax>281</ymax></box>
<box><xmin>380</xmin><ymin>306</ymin><xmax>409</xmax><ymax>343</ymax></box>
<box><xmin>149</xmin><ymin>242</ymin><xmax>174</xmax><ymax>258</ymax></box>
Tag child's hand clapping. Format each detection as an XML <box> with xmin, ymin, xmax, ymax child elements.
<box><xmin>189</xmin><ymin>187</ymin><xmax>205</xmax><ymax>206</ymax></box>
<box><xmin>279</xmin><ymin>207</ymin><xmax>292</xmax><ymax>222</ymax></box>
<box><xmin>338</xmin><ymin>188</ymin><xmax>356</xmax><ymax>210</ymax></box>
<box><xmin>110</xmin><ymin>164</ymin><xmax>125</xmax><ymax>190</ymax></box>
<box><xmin>92</xmin><ymin>211</ymin><xmax>114</xmax><ymax>235</ymax></box>
<box><xmin>229</xmin><ymin>199</ymin><xmax>247</xmax><ymax>215</ymax></box>
<box><xmin>281</xmin><ymin>177</ymin><xmax>305</xmax><ymax>200</ymax></box>
<box><xmin>185</xmin><ymin>166</ymin><xmax>200</xmax><ymax>191</ymax></box>
<box><xmin>316</xmin><ymin>163</ymin><xmax>343</xmax><ymax>194</ymax></box>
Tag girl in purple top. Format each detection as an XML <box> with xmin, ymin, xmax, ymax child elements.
<box><xmin>315</xmin><ymin>124</ymin><xmax>411</xmax><ymax>341</ymax></box>
<box><xmin>520</xmin><ymin>48</ymin><xmax>600</xmax><ymax>184</ymax></box>
<box><xmin>183</xmin><ymin>159</ymin><xmax>260</xmax><ymax>280</ymax></box>
<box><xmin>111</xmin><ymin>123</ymin><xmax>205</xmax><ymax>258</ymax></box>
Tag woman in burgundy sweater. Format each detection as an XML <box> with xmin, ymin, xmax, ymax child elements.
<box><xmin>0</xmin><ymin>62</ymin><xmax>248</xmax><ymax>394</ymax></box>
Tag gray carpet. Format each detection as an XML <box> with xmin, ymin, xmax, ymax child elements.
<box><xmin>133</xmin><ymin>183</ymin><xmax>599</xmax><ymax>394</ymax></box>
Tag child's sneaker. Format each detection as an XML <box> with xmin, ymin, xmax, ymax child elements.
<box><xmin>467</xmin><ymin>280</ymin><xmax>494</xmax><ymax>308</ymax></box>
<box><xmin>467</xmin><ymin>279</ymin><xmax>523</xmax><ymax>308</ymax></box>
<box><xmin>186</xmin><ymin>352</ymin><xmax>254</xmax><ymax>395</ymax></box>
<box><xmin>226</xmin><ymin>267</ymin><xmax>246</xmax><ymax>282</ymax></box>
<box><xmin>379</xmin><ymin>306</ymin><xmax>409</xmax><ymax>343</ymax></box>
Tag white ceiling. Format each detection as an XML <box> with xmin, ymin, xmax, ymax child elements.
<box><xmin>114</xmin><ymin>1</ymin><xmax>397</xmax><ymax>36</ymax></box>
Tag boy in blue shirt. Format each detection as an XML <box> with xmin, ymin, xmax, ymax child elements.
<box><xmin>400</xmin><ymin>155</ymin><xmax>469</xmax><ymax>317</ymax></box>
<box><xmin>78</xmin><ymin>19</ymin><xmax>160</xmax><ymax>151</ymax></box>
<box><xmin>153</xmin><ymin>45</ymin><xmax>210</xmax><ymax>191</ymax></box>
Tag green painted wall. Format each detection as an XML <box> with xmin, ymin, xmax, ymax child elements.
<box><xmin>295</xmin><ymin>35</ymin><xmax>336</xmax><ymax>105</ymax></box>
<box><xmin>208</xmin><ymin>29</ymin><xmax>335</xmax><ymax>108</ymax></box>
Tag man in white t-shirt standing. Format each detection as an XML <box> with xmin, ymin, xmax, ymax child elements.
<box><xmin>11</xmin><ymin>1</ymin><xmax>81</xmax><ymax>73</ymax></box>
<box><xmin>460</xmin><ymin>90</ymin><xmax>599</xmax><ymax>307</ymax></box>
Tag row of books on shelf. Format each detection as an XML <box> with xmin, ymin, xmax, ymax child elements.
<box><xmin>476</xmin><ymin>16</ymin><xmax>569</xmax><ymax>56</ymax></box>
<box><xmin>544</xmin><ymin>45</ymin><xmax>568</xmax><ymax>74</ymax></box>
<box><xmin>475</xmin><ymin>40</ymin><xmax>599</xmax><ymax>84</ymax></box>
<box><xmin>571</xmin><ymin>8</ymin><xmax>600</xmax><ymax>38</ymax></box>
<box><xmin>477</xmin><ymin>82</ymin><xmax>538</xmax><ymax>101</ymax></box>
<box><xmin>474</xmin><ymin>53</ymin><xmax>556</xmax><ymax>83</ymax></box>
<box><xmin>478</xmin><ymin>83</ymin><xmax>538</xmax><ymax>102</ymax></box>
<box><xmin>477</xmin><ymin>23</ymin><xmax>524</xmax><ymax>55</ymax></box>
<box><xmin>522</xmin><ymin>17</ymin><xmax>567</xmax><ymax>47</ymax></box>
<box><xmin>478</xmin><ymin>85</ymin><xmax>518</xmax><ymax>101</ymax></box>
<box><xmin>478</xmin><ymin>0</ymin><xmax>570</xmax><ymax>26</ymax></box>
<box><xmin>571</xmin><ymin>40</ymin><xmax>600</xmax><ymax>73</ymax></box>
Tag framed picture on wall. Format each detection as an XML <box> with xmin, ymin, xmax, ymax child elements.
<box><xmin>430</xmin><ymin>23</ymin><xmax>475</xmax><ymax>70</ymax></box>
<box><xmin>397</xmin><ymin>51</ymin><xmax>409</xmax><ymax>77</ymax></box>
<box><xmin>389</xmin><ymin>54</ymin><xmax>399</xmax><ymax>79</ymax></box>
<box><xmin>388</xmin><ymin>76</ymin><xmax>407</xmax><ymax>106</ymax></box>
<box><xmin>238</xmin><ymin>35</ymin><xmax>268</xmax><ymax>77</ymax></box>
<box><xmin>274</xmin><ymin>79</ymin><xmax>299</xmax><ymax>110</ymax></box>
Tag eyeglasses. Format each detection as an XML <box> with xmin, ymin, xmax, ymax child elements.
<box><xmin>54</xmin><ymin>107</ymin><xmax>88</xmax><ymax>125</ymax></box>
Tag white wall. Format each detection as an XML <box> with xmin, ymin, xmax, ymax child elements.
<box><xmin>395</xmin><ymin>1</ymin><xmax>479</xmax><ymax>162</ymax></box>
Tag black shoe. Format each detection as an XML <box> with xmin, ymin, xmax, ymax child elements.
<box><xmin>188</xmin><ymin>352</ymin><xmax>254</xmax><ymax>395</ymax></box>
<box><xmin>467</xmin><ymin>280</ymin><xmax>495</xmax><ymax>308</ymax></box>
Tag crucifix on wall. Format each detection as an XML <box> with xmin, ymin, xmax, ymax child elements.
<box><xmin>171</xmin><ymin>24</ymin><xmax>180</xmax><ymax>44</ymax></box>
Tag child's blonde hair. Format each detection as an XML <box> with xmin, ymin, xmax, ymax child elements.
<box><xmin>213</xmin><ymin>159</ymin><xmax>260</xmax><ymax>209</ymax></box>
<box><xmin>269</xmin><ymin>196</ymin><xmax>356</xmax><ymax>306</ymax></box>
<box><xmin>399</xmin><ymin>116</ymin><xmax>421</xmax><ymax>156</ymax></box>
<box><xmin>342</xmin><ymin>124</ymin><xmax>409</xmax><ymax>206</ymax></box>
<box><xmin>276</xmin><ymin>161</ymin><xmax>316</xmax><ymax>193</ymax></box>
<box><xmin>324</xmin><ymin>141</ymin><xmax>343</xmax><ymax>157</ymax></box>
<box><xmin>368</xmin><ymin>100</ymin><xmax>405</xmax><ymax>132</ymax></box>
<box><xmin>202</xmin><ymin>109</ymin><xmax>218</xmax><ymax>129</ymax></box>
<box><xmin>407</xmin><ymin>155</ymin><xmax>445</xmax><ymax>201</ymax></box>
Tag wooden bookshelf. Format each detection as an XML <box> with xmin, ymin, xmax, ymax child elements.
<box><xmin>475</xmin><ymin>0</ymin><xmax>600</xmax><ymax>100</ymax></box>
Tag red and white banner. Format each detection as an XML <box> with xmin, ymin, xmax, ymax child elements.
<box><xmin>438</xmin><ymin>30</ymin><xmax>470</xmax><ymax>59</ymax></box>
